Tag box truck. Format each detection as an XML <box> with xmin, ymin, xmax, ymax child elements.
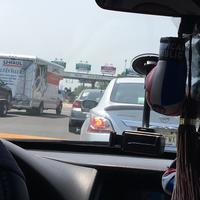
<box><xmin>0</xmin><ymin>54</ymin><xmax>64</xmax><ymax>115</ymax></box>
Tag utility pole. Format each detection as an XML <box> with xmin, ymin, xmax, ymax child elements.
<box><xmin>124</xmin><ymin>59</ymin><xmax>127</xmax><ymax>75</ymax></box>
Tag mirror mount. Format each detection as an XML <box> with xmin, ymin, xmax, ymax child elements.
<box><xmin>131</xmin><ymin>53</ymin><xmax>158</xmax><ymax>76</ymax></box>
<box><xmin>132</xmin><ymin>53</ymin><xmax>158</xmax><ymax>128</ymax></box>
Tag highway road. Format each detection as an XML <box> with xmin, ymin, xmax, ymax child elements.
<box><xmin>0</xmin><ymin>104</ymin><xmax>80</xmax><ymax>141</ymax></box>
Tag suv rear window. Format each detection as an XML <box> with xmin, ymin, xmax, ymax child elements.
<box><xmin>111</xmin><ymin>83</ymin><xmax>144</xmax><ymax>104</ymax></box>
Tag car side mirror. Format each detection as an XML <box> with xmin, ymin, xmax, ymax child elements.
<box><xmin>131</xmin><ymin>53</ymin><xmax>158</xmax><ymax>76</ymax></box>
<box><xmin>82</xmin><ymin>100</ymin><xmax>98</xmax><ymax>112</ymax></box>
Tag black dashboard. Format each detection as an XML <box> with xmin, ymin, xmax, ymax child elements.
<box><xmin>2</xmin><ymin>140</ymin><xmax>174</xmax><ymax>200</ymax></box>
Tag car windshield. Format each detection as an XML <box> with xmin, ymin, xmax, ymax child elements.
<box><xmin>111</xmin><ymin>83</ymin><xmax>144</xmax><ymax>104</ymax></box>
<box><xmin>0</xmin><ymin>0</ymin><xmax>179</xmax><ymax>152</ymax></box>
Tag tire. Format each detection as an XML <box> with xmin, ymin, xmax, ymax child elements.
<box><xmin>36</xmin><ymin>103</ymin><xmax>43</xmax><ymax>116</ymax></box>
<box><xmin>56</xmin><ymin>103</ymin><xmax>62</xmax><ymax>116</ymax></box>
<box><xmin>69</xmin><ymin>125</ymin><xmax>78</xmax><ymax>133</ymax></box>
<box><xmin>7</xmin><ymin>93</ymin><xmax>12</xmax><ymax>103</ymax></box>
<box><xmin>69</xmin><ymin>120</ymin><xmax>81</xmax><ymax>134</ymax></box>
<box><xmin>69</xmin><ymin>126</ymin><xmax>80</xmax><ymax>134</ymax></box>
<box><xmin>26</xmin><ymin>109</ymin><xmax>35</xmax><ymax>115</ymax></box>
<box><xmin>0</xmin><ymin>103</ymin><xmax>7</xmax><ymax>117</ymax></box>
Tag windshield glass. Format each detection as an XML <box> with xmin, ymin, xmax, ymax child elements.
<box><xmin>111</xmin><ymin>83</ymin><xmax>144</xmax><ymax>104</ymax></box>
<box><xmin>0</xmin><ymin>0</ymin><xmax>179</xmax><ymax>151</ymax></box>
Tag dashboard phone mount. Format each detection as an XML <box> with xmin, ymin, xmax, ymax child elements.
<box><xmin>109</xmin><ymin>129</ymin><xmax>165</xmax><ymax>156</ymax></box>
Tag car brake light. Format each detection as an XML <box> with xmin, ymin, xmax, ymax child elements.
<box><xmin>88</xmin><ymin>116</ymin><xmax>113</xmax><ymax>133</ymax></box>
<box><xmin>72</xmin><ymin>100</ymin><xmax>81</xmax><ymax>108</ymax></box>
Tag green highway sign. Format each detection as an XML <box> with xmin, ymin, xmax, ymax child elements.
<box><xmin>76</xmin><ymin>63</ymin><xmax>91</xmax><ymax>72</ymax></box>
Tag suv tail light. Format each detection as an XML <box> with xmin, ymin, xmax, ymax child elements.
<box><xmin>72</xmin><ymin>100</ymin><xmax>81</xmax><ymax>108</ymax></box>
<box><xmin>87</xmin><ymin>116</ymin><xmax>113</xmax><ymax>133</ymax></box>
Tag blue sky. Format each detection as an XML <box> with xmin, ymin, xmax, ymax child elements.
<box><xmin>0</xmin><ymin>0</ymin><xmax>178</xmax><ymax>76</ymax></box>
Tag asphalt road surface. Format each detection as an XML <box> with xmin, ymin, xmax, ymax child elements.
<box><xmin>0</xmin><ymin>104</ymin><xmax>80</xmax><ymax>141</ymax></box>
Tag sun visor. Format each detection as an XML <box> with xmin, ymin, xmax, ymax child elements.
<box><xmin>95</xmin><ymin>0</ymin><xmax>200</xmax><ymax>17</ymax></box>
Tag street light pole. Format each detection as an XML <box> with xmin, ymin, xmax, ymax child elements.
<box><xmin>124</xmin><ymin>59</ymin><xmax>127</xmax><ymax>75</ymax></box>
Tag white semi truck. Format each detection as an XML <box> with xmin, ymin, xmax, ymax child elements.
<box><xmin>0</xmin><ymin>54</ymin><xmax>64</xmax><ymax>115</ymax></box>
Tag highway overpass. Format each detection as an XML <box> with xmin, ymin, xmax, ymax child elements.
<box><xmin>63</xmin><ymin>71</ymin><xmax>116</xmax><ymax>87</ymax></box>
<box><xmin>63</xmin><ymin>71</ymin><xmax>115</xmax><ymax>81</ymax></box>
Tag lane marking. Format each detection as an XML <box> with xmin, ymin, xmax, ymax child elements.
<box><xmin>0</xmin><ymin>133</ymin><xmax>59</xmax><ymax>140</ymax></box>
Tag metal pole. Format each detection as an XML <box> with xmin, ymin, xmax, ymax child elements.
<box><xmin>91</xmin><ymin>81</ymin><xmax>95</xmax><ymax>89</ymax></box>
<box><xmin>142</xmin><ymin>90</ymin><xmax>150</xmax><ymax>128</ymax></box>
<box><xmin>142</xmin><ymin>63</ymin><xmax>155</xmax><ymax>128</ymax></box>
<box><xmin>124</xmin><ymin>59</ymin><xmax>127</xmax><ymax>75</ymax></box>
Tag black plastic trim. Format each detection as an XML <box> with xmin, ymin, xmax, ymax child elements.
<box><xmin>7</xmin><ymin>139</ymin><xmax>176</xmax><ymax>159</ymax></box>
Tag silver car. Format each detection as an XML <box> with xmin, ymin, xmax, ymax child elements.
<box><xmin>80</xmin><ymin>77</ymin><xmax>178</xmax><ymax>150</ymax></box>
<box><xmin>69</xmin><ymin>89</ymin><xmax>104</xmax><ymax>133</ymax></box>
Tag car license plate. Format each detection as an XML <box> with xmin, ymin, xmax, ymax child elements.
<box><xmin>164</xmin><ymin>132</ymin><xmax>176</xmax><ymax>146</ymax></box>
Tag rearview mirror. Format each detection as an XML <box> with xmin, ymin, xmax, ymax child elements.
<box><xmin>131</xmin><ymin>53</ymin><xmax>158</xmax><ymax>76</ymax></box>
<box><xmin>82</xmin><ymin>100</ymin><xmax>98</xmax><ymax>112</ymax></box>
<box><xmin>95</xmin><ymin>0</ymin><xmax>200</xmax><ymax>17</ymax></box>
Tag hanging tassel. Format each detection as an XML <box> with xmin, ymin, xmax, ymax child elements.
<box><xmin>172</xmin><ymin>108</ymin><xmax>200</xmax><ymax>199</ymax></box>
<box><xmin>171</xmin><ymin>35</ymin><xmax>200</xmax><ymax>200</ymax></box>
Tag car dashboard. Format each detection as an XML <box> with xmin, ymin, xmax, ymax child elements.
<box><xmin>2</xmin><ymin>139</ymin><xmax>174</xmax><ymax>200</ymax></box>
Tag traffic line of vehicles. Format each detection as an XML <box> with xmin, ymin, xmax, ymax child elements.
<box><xmin>0</xmin><ymin>54</ymin><xmax>64</xmax><ymax>116</ymax></box>
<box><xmin>69</xmin><ymin>76</ymin><xmax>178</xmax><ymax>150</ymax></box>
